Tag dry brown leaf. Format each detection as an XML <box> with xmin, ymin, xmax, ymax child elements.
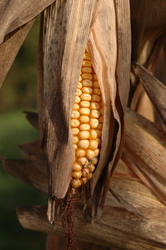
<box><xmin>0</xmin><ymin>20</ymin><xmax>35</xmax><ymax>88</ymax></box>
<box><xmin>23</xmin><ymin>111</ymin><xmax>39</xmax><ymax>130</ymax></box>
<box><xmin>136</xmin><ymin>63</ymin><xmax>166</xmax><ymax>129</ymax></box>
<box><xmin>122</xmin><ymin>108</ymin><xmax>166</xmax><ymax>205</ymax></box>
<box><xmin>0</xmin><ymin>0</ymin><xmax>55</xmax><ymax>43</ymax></box>
<box><xmin>130</xmin><ymin>0</ymin><xmax>166</xmax><ymax>62</ymax></box>
<box><xmin>16</xmin><ymin>205</ymin><xmax>166</xmax><ymax>250</ymax></box>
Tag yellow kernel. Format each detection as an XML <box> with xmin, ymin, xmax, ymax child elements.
<box><xmin>90</xmin><ymin>102</ymin><xmax>100</xmax><ymax>110</ymax></box>
<box><xmin>91</xmin><ymin>157</ymin><xmax>98</xmax><ymax>165</ymax></box>
<box><xmin>90</xmin><ymin>110</ymin><xmax>100</xmax><ymax>118</ymax></box>
<box><xmin>96</xmin><ymin>123</ymin><xmax>103</xmax><ymax>130</ymax></box>
<box><xmin>89</xmin><ymin>140</ymin><xmax>98</xmax><ymax>150</ymax></box>
<box><xmin>84</xmin><ymin>53</ymin><xmax>90</xmax><ymax>61</ymax></box>
<box><xmin>88</xmin><ymin>173</ymin><xmax>93</xmax><ymax>180</ymax></box>
<box><xmin>73</xmin><ymin>103</ymin><xmax>80</xmax><ymax>110</ymax></box>
<box><xmin>77</xmin><ymin>157</ymin><xmax>88</xmax><ymax>166</ymax></box>
<box><xmin>81</xmin><ymin>177</ymin><xmax>88</xmax><ymax>185</ymax></box>
<box><xmin>96</xmin><ymin>138</ymin><xmax>101</xmax><ymax>147</ymax></box>
<box><xmin>76</xmin><ymin>148</ymin><xmax>86</xmax><ymax>157</ymax></box>
<box><xmin>93</xmin><ymin>74</ymin><xmax>98</xmax><ymax>80</ymax></box>
<box><xmin>74</xmin><ymin>156</ymin><xmax>77</xmax><ymax>162</ymax></box>
<box><xmin>89</xmin><ymin>164</ymin><xmax>95</xmax><ymax>173</ymax></box>
<box><xmin>73</xmin><ymin>162</ymin><xmax>82</xmax><ymax>171</ymax></box>
<box><xmin>80</xmin><ymin>101</ymin><xmax>90</xmax><ymax>108</ymax></box>
<box><xmin>71</xmin><ymin>119</ymin><xmax>80</xmax><ymax>127</ymax></box>
<box><xmin>78</xmin><ymin>139</ymin><xmax>89</xmax><ymax>149</ymax></box>
<box><xmin>79</xmin><ymin>108</ymin><xmax>90</xmax><ymax>116</ymax></box>
<box><xmin>82</xmin><ymin>61</ymin><xmax>92</xmax><ymax>67</ymax></box>
<box><xmin>82</xmin><ymin>80</ymin><xmax>93</xmax><ymax>87</ymax></box>
<box><xmin>89</xmin><ymin>118</ymin><xmax>99</xmax><ymax>128</ymax></box>
<box><xmin>72</xmin><ymin>179</ymin><xmax>82</xmax><ymax>188</ymax></box>
<box><xmin>73</xmin><ymin>144</ymin><xmax>78</xmax><ymax>149</ymax></box>
<box><xmin>93</xmin><ymin>80</ymin><xmax>100</xmax><ymax>87</ymax></box>
<box><xmin>79</xmin><ymin>116</ymin><xmax>90</xmax><ymax>123</ymax></box>
<box><xmin>82</xmin><ymin>167</ymin><xmax>90</xmax><ymax>178</ymax></box>
<box><xmin>79</xmin><ymin>124</ymin><xmax>90</xmax><ymax>130</ymax></box>
<box><xmin>99</xmin><ymin>116</ymin><xmax>104</xmax><ymax>123</ymax></box>
<box><xmin>76</xmin><ymin>89</ymin><xmax>82</xmax><ymax>96</ymax></box>
<box><xmin>96</xmin><ymin>129</ymin><xmax>102</xmax><ymax>137</ymax></box>
<box><xmin>75</xmin><ymin>96</ymin><xmax>80</xmax><ymax>103</ymax></box>
<box><xmin>82</xmin><ymin>87</ymin><xmax>93</xmax><ymax>94</ymax></box>
<box><xmin>91</xmin><ymin>94</ymin><xmax>101</xmax><ymax>102</ymax></box>
<box><xmin>80</xmin><ymin>93</ymin><xmax>91</xmax><ymax>101</ymax></box>
<box><xmin>89</xmin><ymin>129</ymin><xmax>97</xmax><ymax>139</ymax></box>
<box><xmin>72</xmin><ymin>110</ymin><xmax>80</xmax><ymax>119</ymax></box>
<box><xmin>82</xmin><ymin>67</ymin><xmax>92</xmax><ymax>74</ymax></box>
<box><xmin>86</xmin><ymin>149</ymin><xmax>95</xmax><ymax>160</ymax></box>
<box><xmin>78</xmin><ymin>131</ymin><xmax>90</xmax><ymax>139</ymax></box>
<box><xmin>79</xmin><ymin>76</ymin><xmax>82</xmax><ymax>82</ymax></box>
<box><xmin>94</xmin><ymin>148</ymin><xmax>100</xmax><ymax>157</ymax></box>
<box><xmin>73</xmin><ymin>136</ymin><xmax>79</xmax><ymax>144</ymax></box>
<box><xmin>72</xmin><ymin>171</ymin><xmax>82</xmax><ymax>179</ymax></box>
<box><xmin>72</xmin><ymin>128</ymin><xmax>79</xmax><ymax>135</ymax></box>
<box><xmin>93</xmin><ymin>88</ymin><xmax>101</xmax><ymax>95</ymax></box>
<box><xmin>82</xmin><ymin>73</ymin><xmax>92</xmax><ymax>80</ymax></box>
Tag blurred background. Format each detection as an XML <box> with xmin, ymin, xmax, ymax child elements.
<box><xmin>0</xmin><ymin>17</ymin><xmax>48</xmax><ymax>249</ymax></box>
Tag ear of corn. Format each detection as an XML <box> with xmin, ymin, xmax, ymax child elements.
<box><xmin>71</xmin><ymin>51</ymin><xmax>103</xmax><ymax>188</ymax></box>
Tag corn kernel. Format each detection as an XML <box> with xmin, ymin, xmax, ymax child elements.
<box><xmin>79</xmin><ymin>124</ymin><xmax>90</xmax><ymax>130</ymax></box>
<box><xmin>89</xmin><ymin>129</ymin><xmax>97</xmax><ymax>139</ymax></box>
<box><xmin>78</xmin><ymin>139</ymin><xmax>89</xmax><ymax>149</ymax></box>
<box><xmin>90</xmin><ymin>102</ymin><xmax>100</xmax><ymax>110</ymax></box>
<box><xmin>79</xmin><ymin>116</ymin><xmax>90</xmax><ymax>124</ymax></box>
<box><xmin>76</xmin><ymin>89</ymin><xmax>82</xmax><ymax>96</ymax></box>
<box><xmin>80</xmin><ymin>93</ymin><xmax>91</xmax><ymax>102</ymax></box>
<box><xmin>71</xmin><ymin>119</ymin><xmax>80</xmax><ymax>127</ymax></box>
<box><xmin>90</xmin><ymin>110</ymin><xmax>100</xmax><ymax>118</ymax></box>
<box><xmin>72</xmin><ymin>128</ymin><xmax>79</xmax><ymax>135</ymax></box>
<box><xmin>72</xmin><ymin>110</ymin><xmax>80</xmax><ymax>119</ymax></box>
<box><xmin>75</xmin><ymin>96</ymin><xmax>80</xmax><ymax>103</ymax></box>
<box><xmin>76</xmin><ymin>148</ymin><xmax>86</xmax><ymax>157</ymax></box>
<box><xmin>78</xmin><ymin>131</ymin><xmax>90</xmax><ymax>139</ymax></box>
<box><xmin>91</xmin><ymin>94</ymin><xmax>101</xmax><ymax>102</ymax></box>
<box><xmin>73</xmin><ymin>162</ymin><xmax>82</xmax><ymax>171</ymax></box>
<box><xmin>89</xmin><ymin>118</ymin><xmax>99</xmax><ymax>128</ymax></box>
<box><xmin>86</xmin><ymin>149</ymin><xmax>95</xmax><ymax>160</ymax></box>
<box><xmin>82</xmin><ymin>61</ymin><xmax>92</xmax><ymax>67</ymax></box>
<box><xmin>73</xmin><ymin>103</ymin><xmax>80</xmax><ymax>110</ymax></box>
<box><xmin>93</xmin><ymin>74</ymin><xmax>98</xmax><ymax>80</ymax></box>
<box><xmin>93</xmin><ymin>88</ymin><xmax>101</xmax><ymax>95</ymax></box>
<box><xmin>77</xmin><ymin>82</ymin><xmax>82</xmax><ymax>89</ymax></box>
<box><xmin>82</xmin><ymin>73</ymin><xmax>92</xmax><ymax>80</ymax></box>
<box><xmin>77</xmin><ymin>157</ymin><xmax>88</xmax><ymax>166</ymax></box>
<box><xmin>79</xmin><ymin>108</ymin><xmax>90</xmax><ymax>116</ymax></box>
<box><xmin>82</xmin><ymin>67</ymin><xmax>92</xmax><ymax>74</ymax></box>
<box><xmin>89</xmin><ymin>140</ymin><xmax>98</xmax><ymax>150</ymax></box>
<box><xmin>82</xmin><ymin>87</ymin><xmax>93</xmax><ymax>94</ymax></box>
<box><xmin>72</xmin><ymin>171</ymin><xmax>82</xmax><ymax>179</ymax></box>
<box><xmin>80</xmin><ymin>101</ymin><xmax>90</xmax><ymax>108</ymax></box>
<box><xmin>82</xmin><ymin>80</ymin><xmax>93</xmax><ymax>87</ymax></box>
<box><xmin>73</xmin><ymin>136</ymin><xmax>79</xmax><ymax>144</ymax></box>
<box><xmin>93</xmin><ymin>80</ymin><xmax>100</xmax><ymax>87</ymax></box>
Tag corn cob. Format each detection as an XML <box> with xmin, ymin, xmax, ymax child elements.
<box><xmin>71</xmin><ymin>51</ymin><xmax>103</xmax><ymax>188</ymax></box>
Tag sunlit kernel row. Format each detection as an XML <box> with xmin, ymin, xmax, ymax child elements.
<box><xmin>71</xmin><ymin>51</ymin><xmax>103</xmax><ymax>188</ymax></box>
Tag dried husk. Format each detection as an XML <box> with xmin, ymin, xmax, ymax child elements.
<box><xmin>136</xmin><ymin>63</ymin><xmax>166</xmax><ymax>129</ymax></box>
<box><xmin>122</xmin><ymin>108</ymin><xmax>166</xmax><ymax>205</ymax></box>
<box><xmin>0</xmin><ymin>0</ymin><xmax>56</xmax><ymax>89</ymax></box>
<box><xmin>38</xmin><ymin>0</ymin><xmax>130</xmax><ymax>223</ymax></box>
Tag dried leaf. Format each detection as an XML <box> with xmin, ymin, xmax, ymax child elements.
<box><xmin>109</xmin><ymin>187</ymin><xmax>147</xmax><ymax>219</ymax></box>
<box><xmin>3</xmin><ymin>159</ymin><xmax>48</xmax><ymax>193</ymax></box>
<box><xmin>136</xmin><ymin>63</ymin><xmax>166</xmax><ymax>129</ymax></box>
<box><xmin>122</xmin><ymin>108</ymin><xmax>166</xmax><ymax>205</ymax></box>
<box><xmin>0</xmin><ymin>20</ymin><xmax>35</xmax><ymax>88</ymax></box>
<box><xmin>130</xmin><ymin>0</ymin><xmax>166</xmax><ymax>62</ymax></box>
<box><xmin>18</xmin><ymin>140</ymin><xmax>43</xmax><ymax>160</ymax></box>
<box><xmin>23</xmin><ymin>111</ymin><xmax>39</xmax><ymax>130</ymax></box>
<box><xmin>16</xmin><ymin>205</ymin><xmax>166</xmax><ymax>249</ymax></box>
<box><xmin>0</xmin><ymin>0</ymin><xmax>55</xmax><ymax>44</ymax></box>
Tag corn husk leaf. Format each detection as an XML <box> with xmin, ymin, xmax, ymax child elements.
<box><xmin>136</xmin><ymin>63</ymin><xmax>166</xmax><ymax>129</ymax></box>
<box><xmin>16</xmin><ymin>204</ymin><xmax>166</xmax><ymax>249</ymax></box>
<box><xmin>0</xmin><ymin>0</ymin><xmax>56</xmax><ymax>89</ymax></box>
<box><xmin>23</xmin><ymin>111</ymin><xmax>39</xmax><ymax>130</ymax></box>
<box><xmin>0</xmin><ymin>0</ymin><xmax>55</xmax><ymax>43</ymax></box>
<box><xmin>0</xmin><ymin>20</ymin><xmax>35</xmax><ymax>88</ymax></box>
<box><xmin>130</xmin><ymin>0</ymin><xmax>166</xmax><ymax>62</ymax></box>
<box><xmin>39</xmin><ymin>0</ymin><xmax>130</xmax><ymax>223</ymax></box>
<box><xmin>122</xmin><ymin>108</ymin><xmax>166</xmax><ymax>205</ymax></box>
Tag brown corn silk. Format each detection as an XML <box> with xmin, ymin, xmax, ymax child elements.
<box><xmin>38</xmin><ymin>0</ymin><xmax>131</xmax><ymax>223</ymax></box>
